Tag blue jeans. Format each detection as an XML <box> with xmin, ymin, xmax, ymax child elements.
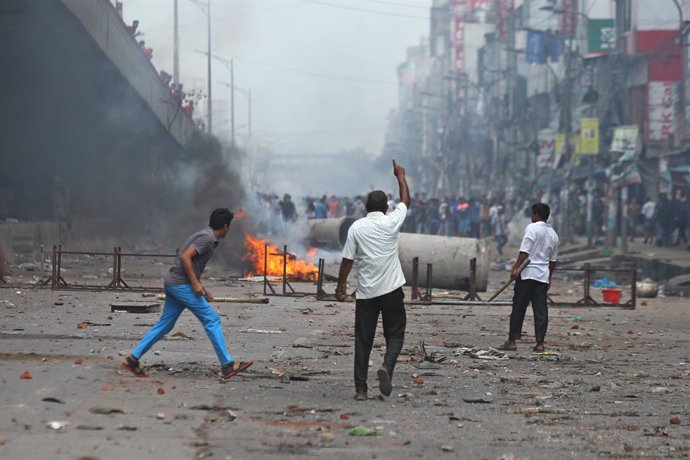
<box><xmin>132</xmin><ymin>284</ymin><xmax>234</xmax><ymax>366</ymax></box>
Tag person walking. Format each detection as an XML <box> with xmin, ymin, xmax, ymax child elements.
<box><xmin>122</xmin><ymin>208</ymin><xmax>253</xmax><ymax>379</ymax></box>
<box><xmin>335</xmin><ymin>160</ymin><xmax>410</xmax><ymax>401</ymax></box>
<box><xmin>641</xmin><ymin>197</ymin><xmax>656</xmax><ymax>244</ymax></box>
<box><xmin>494</xmin><ymin>206</ymin><xmax>508</xmax><ymax>256</ymax></box>
<box><xmin>499</xmin><ymin>203</ymin><xmax>559</xmax><ymax>352</ymax></box>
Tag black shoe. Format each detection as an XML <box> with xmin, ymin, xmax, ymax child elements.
<box><xmin>377</xmin><ymin>368</ymin><xmax>392</xmax><ymax>396</ymax></box>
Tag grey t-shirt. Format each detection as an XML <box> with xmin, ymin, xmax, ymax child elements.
<box><xmin>164</xmin><ymin>227</ymin><xmax>219</xmax><ymax>286</ymax></box>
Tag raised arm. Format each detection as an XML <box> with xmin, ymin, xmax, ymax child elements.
<box><xmin>392</xmin><ymin>160</ymin><xmax>410</xmax><ymax>208</ymax></box>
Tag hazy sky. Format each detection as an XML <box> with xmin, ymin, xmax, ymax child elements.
<box><xmin>123</xmin><ymin>0</ymin><xmax>432</xmax><ymax>155</ymax></box>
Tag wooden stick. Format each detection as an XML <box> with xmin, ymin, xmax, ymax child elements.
<box><xmin>487</xmin><ymin>258</ymin><xmax>531</xmax><ymax>302</ymax></box>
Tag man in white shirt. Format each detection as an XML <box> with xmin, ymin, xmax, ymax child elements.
<box><xmin>499</xmin><ymin>203</ymin><xmax>559</xmax><ymax>352</ymax></box>
<box><xmin>641</xmin><ymin>197</ymin><xmax>656</xmax><ymax>244</ymax></box>
<box><xmin>336</xmin><ymin>160</ymin><xmax>410</xmax><ymax>401</ymax></box>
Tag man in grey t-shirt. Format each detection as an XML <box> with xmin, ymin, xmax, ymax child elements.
<box><xmin>123</xmin><ymin>208</ymin><xmax>253</xmax><ymax>379</ymax></box>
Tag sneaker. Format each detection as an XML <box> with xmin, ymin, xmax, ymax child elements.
<box><xmin>377</xmin><ymin>368</ymin><xmax>392</xmax><ymax>396</ymax></box>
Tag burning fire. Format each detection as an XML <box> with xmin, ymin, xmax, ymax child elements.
<box><xmin>243</xmin><ymin>233</ymin><xmax>318</xmax><ymax>280</ymax></box>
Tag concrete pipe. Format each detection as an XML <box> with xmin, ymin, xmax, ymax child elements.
<box><xmin>397</xmin><ymin>233</ymin><xmax>489</xmax><ymax>292</ymax></box>
<box><xmin>304</xmin><ymin>217</ymin><xmax>355</xmax><ymax>249</ymax></box>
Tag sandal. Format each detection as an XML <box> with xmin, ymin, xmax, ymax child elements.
<box><xmin>497</xmin><ymin>341</ymin><xmax>517</xmax><ymax>351</ymax></box>
<box><xmin>121</xmin><ymin>355</ymin><xmax>147</xmax><ymax>377</ymax></box>
<box><xmin>221</xmin><ymin>360</ymin><xmax>254</xmax><ymax>379</ymax></box>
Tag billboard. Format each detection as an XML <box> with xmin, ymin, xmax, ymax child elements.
<box><xmin>537</xmin><ymin>129</ymin><xmax>555</xmax><ymax>168</ymax></box>
<box><xmin>586</xmin><ymin>19</ymin><xmax>615</xmax><ymax>55</ymax></box>
<box><xmin>648</xmin><ymin>81</ymin><xmax>680</xmax><ymax>141</ymax></box>
<box><xmin>580</xmin><ymin>117</ymin><xmax>599</xmax><ymax>154</ymax></box>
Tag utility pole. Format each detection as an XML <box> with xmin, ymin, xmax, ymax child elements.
<box><xmin>173</xmin><ymin>0</ymin><xmax>179</xmax><ymax>85</ymax></box>
<box><xmin>206</xmin><ymin>0</ymin><xmax>212</xmax><ymax>135</ymax></box>
<box><xmin>561</xmin><ymin>37</ymin><xmax>573</xmax><ymax>242</ymax></box>
<box><xmin>247</xmin><ymin>88</ymin><xmax>252</xmax><ymax>143</ymax></box>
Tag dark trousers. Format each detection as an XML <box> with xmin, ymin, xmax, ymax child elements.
<box><xmin>354</xmin><ymin>287</ymin><xmax>406</xmax><ymax>391</ymax></box>
<box><xmin>509</xmin><ymin>278</ymin><xmax>548</xmax><ymax>342</ymax></box>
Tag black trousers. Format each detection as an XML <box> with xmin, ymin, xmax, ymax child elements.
<box><xmin>509</xmin><ymin>278</ymin><xmax>548</xmax><ymax>342</ymax></box>
<box><xmin>354</xmin><ymin>287</ymin><xmax>406</xmax><ymax>391</ymax></box>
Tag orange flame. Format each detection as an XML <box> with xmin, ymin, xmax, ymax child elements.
<box><xmin>243</xmin><ymin>232</ymin><xmax>318</xmax><ymax>280</ymax></box>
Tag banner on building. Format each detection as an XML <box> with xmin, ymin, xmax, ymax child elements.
<box><xmin>526</xmin><ymin>31</ymin><xmax>564</xmax><ymax>64</ymax></box>
<box><xmin>612</xmin><ymin>163</ymin><xmax>642</xmax><ymax>187</ymax></box>
<box><xmin>586</xmin><ymin>19</ymin><xmax>615</xmax><ymax>55</ymax></box>
<box><xmin>496</xmin><ymin>0</ymin><xmax>514</xmax><ymax>41</ymax></box>
<box><xmin>561</xmin><ymin>0</ymin><xmax>579</xmax><ymax>37</ymax></box>
<box><xmin>526</xmin><ymin>31</ymin><xmax>546</xmax><ymax>64</ymax></box>
<box><xmin>451</xmin><ymin>0</ymin><xmax>467</xmax><ymax>71</ymax></box>
<box><xmin>648</xmin><ymin>81</ymin><xmax>680</xmax><ymax>141</ymax></box>
<box><xmin>552</xmin><ymin>132</ymin><xmax>581</xmax><ymax>168</ymax></box>
<box><xmin>610</xmin><ymin>125</ymin><xmax>639</xmax><ymax>156</ymax></box>
<box><xmin>580</xmin><ymin>117</ymin><xmax>599</xmax><ymax>154</ymax></box>
<box><xmin>537</xmin><ymin>129</ymin><xmax>555</xmax><ymax>168</ymax></box>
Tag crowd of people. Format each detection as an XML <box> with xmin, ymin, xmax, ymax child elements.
<box><xmin>247</xmin><ymin>185</ymin><xmax>689</xmax><ymax>253</ymax></box>
<box><xmin>247</xmin><ymin>191</ymin><xmax>533</xmax><ymax>256</ymax></box>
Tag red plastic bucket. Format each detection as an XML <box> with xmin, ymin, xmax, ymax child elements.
<box><xmin>602</xmin><ymin>288</ymin><xmax>622</xmax><ymax>304</ymax></box>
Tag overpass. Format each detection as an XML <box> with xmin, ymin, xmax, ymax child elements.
<box><xmin>0</xmin><ymin>0</ymin><xmax>198</xmax><ymax>223</ymax></box>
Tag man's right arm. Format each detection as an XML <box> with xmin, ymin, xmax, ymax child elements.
<box><xmin>179</xmin><ymin>245</ymin><xmax>204</xmax><ymax>295</ymax></box>
<box><xmin>393</xmin><ymin>160</ymin><xmax>410</xmax><ymax>208</ymax></box>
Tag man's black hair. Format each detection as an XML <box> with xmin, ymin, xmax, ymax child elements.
<box><xmin>531</xmin><ymin>203</ymin><xmax>550</xmax><ymax>221</ymax></box>
<box><xmin>366</xmin><ymin>190</ymin><xmax>388</xmax><ymax>213</ymax></box>
<box><xmin>209</xmin><ymin>208</ymin><xmax>234</xmax><ymax>229</ymax></box>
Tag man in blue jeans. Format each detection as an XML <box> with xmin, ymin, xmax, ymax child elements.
<box><xmin>123</xmin><ymin>208</ymin><xmax>253</xmax><ymax>379</ymax></box>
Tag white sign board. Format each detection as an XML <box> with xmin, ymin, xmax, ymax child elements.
<box><xmin>537</xmin><ymin>129</ymin><xmax>555</xmax><ymax>168</ymax></box>
<box><xmin>648</xmin><ymin>81</ymin><xmax>679</xmax><ymax>141</ymax></box>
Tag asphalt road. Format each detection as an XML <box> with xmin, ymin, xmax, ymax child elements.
<box><xmin>0</xmin><ymin>255</ymin><xmax>688</xmax><ymax>459</ymax></box>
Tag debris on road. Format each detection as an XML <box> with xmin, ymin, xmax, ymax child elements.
<box><xmin>348</xmin><ymin>426</ymin><xmax>377</xmax><ymax>436</ymax></box>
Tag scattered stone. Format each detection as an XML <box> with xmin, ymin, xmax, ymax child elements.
<box><xmin>19</xmin><ymin>370</ymin><xmax>32</xmax><ymax>380</ymax></box>
<box><xmin>670</xmin><ymin>417</ymin><xmax>681</xmax><ymax>425</ymax></box>
<box><xmin>320</xmin><ymin>432</ymin><xmax>335</xmax><ymax>443</ymax></box>
<box><xmin>462</xmin><ymin>396</ymin><xmax>493</xmax><ymax>404</ymax></box>
<box><xmin>89</xmin><ymin>407</ymin><xmax>124</xmax><ymax>415</ymax></box>
<box><xmin>156</xmin><ymin>413</ymin><xmax>165</xmax><ymax>420</ymax></box>
<box><xmin>41</xmin><ymin>397</ymin><xmax>64</xmax><ymax>404</ymax></box>
<box><xmin>440</xmin><ymin>445</ymin><xmax>454</xmax><ymax>452</ymax></box>
<box><xmin>46</xmin><ymin>421</ymin><xmax>68</xmax><ymax>430</ymax></box>
<box><xmin>74</xmin><ymin>358</ymin><xmax>83</xmax><ymax>365</ymax></box>
<box><xmin>77</xmin><ymin>321</ymin><xmax>88</xmax><ymax>329</ymax></box>
<box><xmin>157</xmin><ymin>388</ymin><xmax>165</xmax><ymax>395</ymax></box>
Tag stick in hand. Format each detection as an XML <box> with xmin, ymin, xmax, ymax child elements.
<box><xmin>487</xmin><ymin>258</ymin><xmax>531</xmax><ymax>302</ymax></box>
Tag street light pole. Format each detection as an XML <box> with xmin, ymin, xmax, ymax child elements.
<box><xmin>206</xmin><ymin>0</ymin><xmax>212</xmax><ymax>135</ymax></box>
<box><xmin>230</xmin><ymin>58</ymin><xmax>235</xmax><ymax>147</ymax></box>
<box><xmin>173</xmin><ymin>0</ymin><xmax>179</xmax><ymax>85</ymax></box>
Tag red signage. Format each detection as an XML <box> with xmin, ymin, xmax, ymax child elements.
<box><xmin>496</xmin><ymin>0</ymin><xmax>514</xmax><ymax>41</ymax></box>
<box><xmin>561</xmin><ymin>0</ymin><xmax>579</xmax><ymax>37</ymax></box>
